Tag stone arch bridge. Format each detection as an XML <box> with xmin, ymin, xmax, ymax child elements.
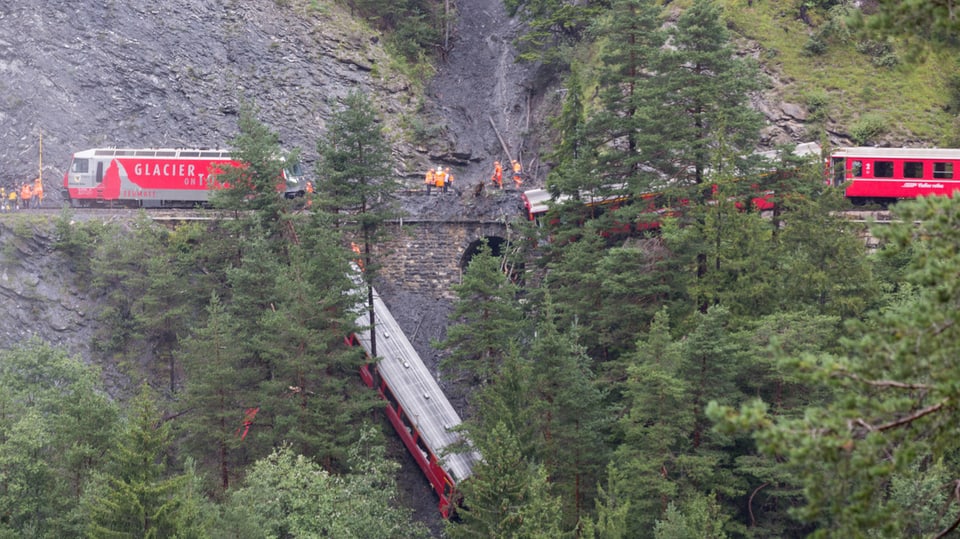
<box><xmin>373</xmin><ymin>218</ymin><xmax>514</xmax><ymax>300</ymax></box>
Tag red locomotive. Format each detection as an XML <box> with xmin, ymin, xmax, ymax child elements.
<box><xmin>828</xmin><ymin>147</ymin><xmax>960</xmax><ymax>205</ymax></box>
<box><xmin>62</xmin><ymin>147</ymin><xmax>307</xmax><ymax>207</ymax></box>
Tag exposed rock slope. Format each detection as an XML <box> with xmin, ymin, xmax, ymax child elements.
<box><xmin>0</xmin><ymin>0</ymin><xmax>420</xmax><ymax>199</ymax></box>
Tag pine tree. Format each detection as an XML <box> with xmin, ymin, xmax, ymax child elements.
<box><xmin>446</xmin><ymin>422</ymin><xmax>565</xmax><ymax>538</ymax></box>
<box><xmin>254</xmin><ymin>218</ymin><xmax>378</xmax><ymax>469</ymax></box>
<box><xmin>527</xmin><ymin>313</ymin><xmax>609</xmax><ymax>528</ymax></box>
<box><xmin>551</xmin><ymin>0</ymin><xmax>666</xmax><ymax>200</ymax></box>
<box><xmin>209</xmin><ymin>105</ymin><xmax>296</xmax><ymax>240</ymax></box>
<box><xmin>711</xmin><ymin>196</ymin><xmax>960</xmax><ymax>535</ymax></box>
<box><xmin>85</xmin><ymin>385</ymin><xmax>213</xmax><ymax>538</ymax></box>
<box><xmin>177</xmin><ymin>293</ymin><xmax>256</xmax><ymax>494</ymax></box>
<box><xmin>441</xmin><ymin>241</ymin><xmax>527</xmax><ymax>383</ymax></box>
<box><xmin>653</xmin><ymin>493</ymin><xmax>729</xmax><ymax>539</ymax></box>
<box><xmin>652</xmin><ymin>0</ymin><xmax>764</xmax><ymax>188</ymax></box>
<box><xmin>316</xmin><ymin>90</ymin><xmax>399</xmax><ymax>359</ymax></box>
<box><xmin>608</xmin><ymin>309</ymin><xmax>689</xmax><ymax>536</ymax></box>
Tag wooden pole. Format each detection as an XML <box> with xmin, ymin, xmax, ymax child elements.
<box><xmin>488</xmin><ymin>115</ymin><xmax>512</xmax><ymax>162</ymax></box>
<box><xmin>444</xmin><ymin>0</ymin><xmax>450</xmax><ymax>53</ymax></box>
<box><xmin>38</xmin><ymin>130</ymin><xmax>42</xmax><ymax>182</ymax></box>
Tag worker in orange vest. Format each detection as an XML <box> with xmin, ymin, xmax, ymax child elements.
<box><xmin>33</xmin><ymin>177</ymin><xmax>43</xmax><ymax>209</ymax></box>
<box><xmin>491</xmin><ymin>161</ymin><xmax>503</xmax><ymax>189</ymax></box>
<box><xmin>425</xmin><ymin>168</ymin><xmax>436</xmax><ymax>196</ymax></box>
<box><xmin>512</xmin><ymin>159</ymin><xmax>523</xmax><ymax>188</ymax></box>
<box><xmin>434</xmin><ymin>166</ymin><xmax>446</xmax><ymax>194</ymax></box>
<box><xmin>20</xmin><ymin>182</ymin><xmax>32</xmax><ymax>210</ymax></box>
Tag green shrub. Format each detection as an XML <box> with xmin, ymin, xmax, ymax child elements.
<box><xmin>802</xmin><ymin>34</ymin><xmax>827</xmax><ymax>56</ymax></box>
<box><xmin>850</xmin><ymin>114</ymin><xmax>887</xmax><ymax>145</ymax></box>
<box><xmin>804</xmin><ymin>89</ymin><xmax>831</xmax><ymax>122</ymax></box>
<box><xmin>856</xmin><ymin>39</ymin><xmax>898</xmax><ymax>68</ymax></box>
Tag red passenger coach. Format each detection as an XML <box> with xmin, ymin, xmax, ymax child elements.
<box><xmin>829</xmin><ymin>147</ymin><xmax>960</xmax><ymax>205</ymax></box>
<box><xmin>62</xmin><ymin>148</ymin><xmax>307</xmax><ymax>207</ymax></box>
<box><xmin>351</xmin><ymin>285</ymin><xmax>479</xmax><ymax>518</ymax></box>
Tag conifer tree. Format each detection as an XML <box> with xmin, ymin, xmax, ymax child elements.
<box><xmin>653</xmin><ymin>493</ymin><xmax>729</xmax><ymax>539</ymax></box>
<box><xmin>177</xmin><ymin>293</ymin><xmax>256</xmax><ymax>494</ymax></box>
<box><xmin>316</xmin><ymin>90</ymin><xmax>398</xmax><ymax>358</ymax></box>
<box><xmin>608</xmin><ymin>309</ymin><xmax>689</xmax><ymax>536</ymax></box>
<box><xmin>551</xmin><ymin>0</ymin><xmax>666</xmax><ymax>200</ymax></box>
<box><xmin>711</xmin><ymin>196</ymin><xmax>960</xmax><ymax>535</ymax></box>
<box><xmin>527</xmin><ymin>312</ymin><xmax>609</xmax><ymax>528</ymax></box>
<box><xmin>209</xmin><ymin>105</ymin><xmax>297</xmax><ymax>241</ymax></box>
<box><xmin>253</xmin><ymin>217</ymin><xmax>378</xmax><ymax>468</ymax></box>
<box><xmin>446</xmin><ymin>422</ymin><xmax>565</xmax><ymax>539</ymax></box>
<box><xmin>85</xmin><ymin>385</ymin><xmax>213</xmax><ymax>538</ymax></box>
<box><xmin>441</xmin><ymin>241</ymin><xmax>526</xmax><ymax>383</ymax></box>
<box><xmin>652</xmin><ymin>0</ymin><xmax>763</xmax><ymax>188</ymax></box>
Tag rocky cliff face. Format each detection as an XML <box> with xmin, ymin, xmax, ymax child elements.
<box><xmin>0</xmin><ymin>0</ymin><xmax>425</xmax><ymax>200</ymax></box>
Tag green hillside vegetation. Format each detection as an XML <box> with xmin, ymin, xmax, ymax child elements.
<box><xmin>720</xmin><ymin>0</ymin><xmax>955</xmax><ymax>145</ymax></box>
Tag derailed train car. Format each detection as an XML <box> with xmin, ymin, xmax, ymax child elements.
<box><xmin>61</xmin><ymin>147</ymin><xmax>307</xmax><ymax>207</ymax></box>
<box><xmin>350</xmin><ymin>286</ymin><xmax>479</xmax><ymax>518</ymax></box>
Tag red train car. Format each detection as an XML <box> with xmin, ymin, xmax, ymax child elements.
<box><xmin>351</xmin><ymin>286</ymin><xmax>479</xmax><ymax>518</ymax></box>
<box><xmin>62</xmin><ymin>147</ymin><xmax>307</xmax><ymax>207</ymax></box>
<box><xmin>828</xmin><ymin>147</ymin><xmax>960</xmax><ymax>205</ymax></box>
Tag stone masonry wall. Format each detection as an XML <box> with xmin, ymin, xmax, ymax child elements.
<box><xmin>376</xmin><ymin>220</ymin><xmax>509</xmax><ymax>300</ymax></box>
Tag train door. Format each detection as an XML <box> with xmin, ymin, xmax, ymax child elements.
<box><xmin>831</xmin><ymin>156</ymin><xmax>845</xmax><ymax>186</ymax></box>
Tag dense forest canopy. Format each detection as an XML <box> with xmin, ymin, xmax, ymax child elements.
<box><xmin>3</xmin><ymin>0</ymin><xmax>960</xmax><ymax>537</ymax></box>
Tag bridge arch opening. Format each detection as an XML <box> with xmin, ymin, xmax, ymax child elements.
<box><xmin>460</xmin><ymin>236</ymin><xmax>523</xmax><ymax>283</ymax></box>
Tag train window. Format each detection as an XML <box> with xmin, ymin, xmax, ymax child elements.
<box><xmin>934</xmin><ymin>162</ymin><xmax>954</xmax><ymax>179</ymax></box>
<box><xmin>114</xmin><ymin>150</ymin><xmax>133</xmax><ymax>156</ymax></box>
<box><xmin>874</xmin><ymin>161</ymin><xmax>894</xmax><ymax>178</ymax></box>
<box><xmin>850</xmin><ymin>160</ymin><xmax>862</xmax><ymax>178</ymax></box>
<box><xmin>904</xmin><ymin>161</ymin><xmax>924</xmax><ymax>178</ymax></box>
<box><xmin>94</xmin><ymin>150</ymin><xmax>116</xmax><ymax>157</ymax></box>
<box><xmin>156</xmin><ymin>151</ymin><xmax>176</xmax><ymax>157</ymax></box>
<box><xmin>179</xmin><ymin>151</ymin><xmax>200</xmax><ymax>157</ymax></box>
<box><xmin>200</xmin><ymin>151</ymin><xmax>222</xmax><ymax>158</ymax></box>
<box><xmin>135</xmin><ymin>150</ymin><xmax>156</xmax><ymax>157</ymax></box>
<box><xmin>71</xmin><ymin>159</ymin><xmax>89</xmax><ymax>173</ymax></box>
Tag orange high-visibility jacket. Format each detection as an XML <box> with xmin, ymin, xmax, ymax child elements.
<box><xmin>33</xmin><ymin>179</ymin><xmax>43</xmax><ymax>197</ymax></box>
<box><xmin>435</xmin><ymin>171</ymin><xmax>446</xmax><ymax>187</ymax></box>
<box><xmin>20</xmin><ymin>184</ymin><xmax>31</xmax><ymax>200</ymax></box>
<box><xmin>425</xmin><ymin>169</ymin><xmax>435</xmax><ymax>184</ymax></box>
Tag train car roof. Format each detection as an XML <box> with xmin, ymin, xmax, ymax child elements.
<box><xmin>73</xmin><ymin>148</ymin><xmax>233</xmax><ymax>159</ymax></box>
<box><xmin>353</xmin><ymin>285</ymin><xmax>479</xmax><ymax>483</ymax></box>
<box><xmin>831</xmin><ymin>147</ymin><xmax>960</xmax><ymax>160</ymax></box>
<box><xmin>522</xmin><ymin>188</ymin><xmax>554</xmax><ymax>214</ymax></box>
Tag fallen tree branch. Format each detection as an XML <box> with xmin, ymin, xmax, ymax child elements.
<box><xmin>488</xmin><ymin>115</ymin><xmax>512</xmax><ymax>163</ymax></box>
